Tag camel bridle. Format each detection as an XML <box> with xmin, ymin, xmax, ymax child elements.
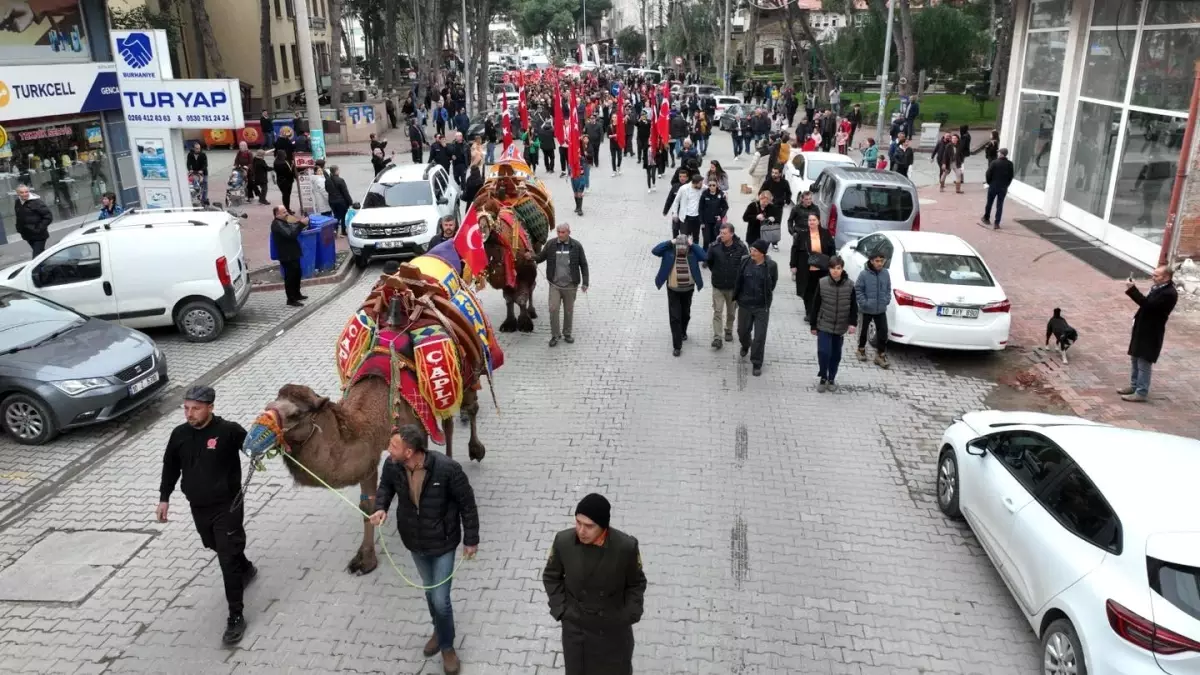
<box><xmin>269</xmin><ymin>400</ymin><xmax>324</xmax><ymax>448</ymax></box>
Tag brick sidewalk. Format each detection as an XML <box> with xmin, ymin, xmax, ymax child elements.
<box><xmin>920</xmin><ymin>181</ymin><xmax>1200</xmax><ymax>438</ymax></box>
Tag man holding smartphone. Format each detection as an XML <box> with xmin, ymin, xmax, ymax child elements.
<box><xmin>1120</xmin><ymin>266</ymin><xmax>1178</xmax><ymax>402</ymax></box>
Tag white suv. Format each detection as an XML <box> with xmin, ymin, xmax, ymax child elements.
<box><xmin>347</xmin><ymin>163</ymin><xmax>460</xmax><ymax>267</ymax></box>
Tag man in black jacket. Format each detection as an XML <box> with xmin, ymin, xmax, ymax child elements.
<box><xmin>186</xmin><ymin>144</ymin><xmax>209</xmax><ymax>203</ymax></box>
<box><xmin>543</xmin><ymin>493</ymin><xmax>647</xmax><ymax>675</ymax></box>
<box><xmin>536</xmin><ymin>222</ymin><xmax>590</xmax><ymax>347</ymax></box>
<box><xmin>982</xmin><ymin>147</ymin><xmax>1015</xmax><ymax>230</ymax></box>
<box><xmin>787</xmin><ymin>190</ymin><xmax>820</xmax><ymax>235</ymax></box>
<box><xmin>636</xmin><ymin>112</ymin><xmax>652</xmax><ymax>166</ymax></box>
<box><xmin>707</xmin><ymin>223</ymin><xmax>748</xmax><ymax>348</ymax></box>
<box><xmin>734</xmin><ymin>240</ymin><xmax>779</xmax><ymax>376</ymax></box>
<box><xmin>1120</xmin><ymin>266</ymin><xmax>1178</xmax><ymax>402</ymax></box>
<box><xmin>407</xmin><ymin>117</ymin><xmax>427</xmax><ymax>164</ymax></box>
<box><xmin>370</xmin><ymin>424</ymin><xmax>479</xmax><ymax>675</ymax></box>
<box><xmin>325</xmin><ymin>166</ymin><xmax>354</xmax><ymax>235</ymax></box>
<box><xmin>539</xmin><ymin>118</ymin><xmax>557</xmax><ymax>173</ymax></box>
<box><xmin>449</xmin><ymin>132</ymin><xmax>468</xmax><ymax>186</ymax></box>
<box><xmin>13</xmin><ymin>185</ymin><xmax>52</xmax><ymax>256</ymax></box>
<box><xmin>270</xmin><ymin>206</ymin><xmax>308</xmax><ymax>306</ymax></box>
<box><xmin>430</xmin><ymin>134</ymin><xmax>451</xmax><ymax>172</ymax></box>
<box><xmin>156</xmin><ymin>386</ymin><xmax>255</xmax><ymax>645</ymax></box>
<box><xmin>759</xmin><ymin>166</ymin><xmax>792</xmax><ymax>210</ymax></box>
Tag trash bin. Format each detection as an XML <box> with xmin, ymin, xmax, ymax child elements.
<box><xmin>308</xmin><ymin>214</ymin><xmax>338</xmax><ymax>271</ymax></box>
<box><xmin>295</xmin><ymin>228</ymin><xmax>319</xmax><ymax>278</ymax></box>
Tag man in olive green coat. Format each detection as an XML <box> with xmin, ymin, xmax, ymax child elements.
<box><xmin>543</xmin><ymin>493</ymin><xmax>647</xmax><ymax>675</ymax></box>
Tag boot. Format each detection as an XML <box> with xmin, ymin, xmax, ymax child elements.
<box><xmin>856</xmin><ymin>348</ymin><xmax>867</xmax><ymax>361</ymax></box>
<box><xmin>955</xmin><ymin>181</ymin><xmax>963</xmax><ymax>194</ymax></box>
<box><xmin>875</xmin><ymin>353</ymin><xmax>891</xmax><ymax>369</ymax></box>
<box><xmin>442</xmin><ymin>648</ymin><xmax>461</xmax><ymax>674</ymax></box>
<box><xmin>222</xmin><ymin>613</ymin><xmax>246</xmax><ymax>645</ymax></box>
<box><xmin>423</xmin><ymin>635</ymin><xmax>439</xmax><ymax>657</ymax></box>
<box><xmin>939</xmin><ymin>181</ymin><xmax>945</xmax><ymax>192</ymax></box>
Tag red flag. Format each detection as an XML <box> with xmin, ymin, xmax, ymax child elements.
<box><xmin>568</xmin><ymin>85</ymin><xmax>583</xmax><ymax>179</ymax></box>
<box><xmin>615</xmin><ymin>84</ymin><xmax>626</xmax><ymax>151</ymax></box>
<box><xmin>454</xmin><ymin>204</ymin><xmax>490</xmax><ymax>281</ymax></box>
<box><xmin>552</xmin><ymin>72</ymin><xmax>565</xmax><ymax>145</ymax></box>
<box><xmin>657</xmin><ymin>98</ymin><xmax>669</xmax><ymax>151</ymax></box>
<box><xmin>518</xmin><ymin>71</ymin><xmax>530</xmax><ymax>133</ymax></box>
<box><xmin>647</xmin><ymin>98</ymin><xmax>657</xmax><ymax>153</ymax></box>
<box><xmin>501</xmin><ymin>86</ymin><xmax>513</xmax><ymax>150</ymax></box>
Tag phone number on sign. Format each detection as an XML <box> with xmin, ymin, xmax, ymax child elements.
<box><xmin>126</xmin><ymin>113</ymin><xmax>174</xmax><ymax>123</ymax></box>
<box><xmin>184</xmin><ymin>114</ymin><xmax>232</xmax><ymax>123</ymax></box>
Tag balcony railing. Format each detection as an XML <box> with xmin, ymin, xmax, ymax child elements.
<box><xmin>310</xmin><ymin>16</ymin><xmax>326</xmax><ymax>30</ymax></box>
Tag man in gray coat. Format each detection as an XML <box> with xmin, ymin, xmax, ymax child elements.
<box><xmin>536</xmin><ymin>223</ymin><xmax>590</xmax><ymax>347</ymax></box>
<box><xmin>810</xmin><ymin>255</ymin><xmax>858</xmax><ymax>392</ymax></box>
<box><xmin>854</xmin><ymin>250</ymin><xmax>892</xmax><ymax>369</ymax></box>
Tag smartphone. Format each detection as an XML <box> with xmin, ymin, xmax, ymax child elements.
<box><xmin>1128</xmin><ymin>273</ymin><xmax>1135</xmax><ymax>283</ymax></box>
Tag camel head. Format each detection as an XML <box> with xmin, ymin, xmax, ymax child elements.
<box><xmin>244</xmin><ymin>384</ymin><xmax>330</xmax><ymax>458</ymax></box>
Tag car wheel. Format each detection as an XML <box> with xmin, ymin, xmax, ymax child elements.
<box><xmin>1042</xmin><ymin>618</ymin><xmax>1087</xmax><ymax>675</ymax></box>
<box><xmin>354</xmin><ymin>253</ymin><xmax>370</xmax><ymax>269</ymax></box>
<box><xmin>1</xmin><ymin>393</ymin><xmax>59</xmax><ymax>445</ymax></box>
<box><xmin>175</xmin><ymin>300</ymin><xmax>225</xmax><ymax>343</ymax></box>
<box><xmin>936</xmin><ymin>446</ymin><xmax>962</xmax><ymax>519</ymax></box>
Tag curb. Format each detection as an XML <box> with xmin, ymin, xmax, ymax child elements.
<box><xmin>250</xmin><ymin>251</ymin><xmax>355</xmax><ymax>292</ymax></box>
<box><xmin>0</xmin><ymin>265</ymin><xmax>364</xmax><ymax>531</ymax></box>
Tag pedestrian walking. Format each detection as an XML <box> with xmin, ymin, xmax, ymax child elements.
<box><xmin>668</xmin><ymin>173</ymin><xmax>705</xmax><ymax>241</ymax></box>
<box><xmin>949</xmin><ymin>132</ymin><xmax>965</xmax><ymax>193</ymax></box>
<box><xmin>325</xmin><ymin>165</ymin><xmax>353</xmax><ymax>235</ymax></box>
<box><xmin>450</xmin><ymin>132</ymin><xmax>468</xmax><ymax>186</ymax></box>
<box><xmin>861</xmin><ymin>138</ymin><xmax>879</xmax><ymax>168</ymax></box>
<box><xmin>742</xmin><ymin>190</ymin><xmax>781</xmax><ymax>247</ymax></box>
<box><xmin>636</xmin><ymin>111</ymin><xmax>651</xmax><ymax>166</ymax></box>
<box><xmin>854</xmin><ymin>250</ymin><xmax>892</xmax><ymax>368</ymax></box>
<box><xmin>270</xmin><ymin>206</ymin><xmax>308</xmax><ymax>307</ymax></box>
<box><xmin>428</xmin><ymin>215</ymin><xmax>458</xmax><ymax>249</ymax></box>
<box><xmin>408</xmin><ymin>117</ymin><xmax>427</xmax><ymax>164</ymax></box>
<box><xmin>251</xmin><ymin>150</ymin><xmax>271</xmax><ymax>204</ymax></box>
<box><xmin>734</xmin><ymin>239</ymin><xmax>779</xmax><ymax>376</ymax></box>
<box><xmin>759</xmin><ymin>166</ymin><xmax>792</xmax><ymax>212</ymax></box>
<box><xmin>156</xmin><ymin>386</ymin><xmax>255</xmax><ymax>645</ymax></box>
<box><xmin>539</xmin><ymin>119</ymin><xmax>557</xmax><ymax>173</ymax></box>
<box><xmin>369</xmin><ymin>424</ymin><xmax>479</xmax><ymax>675</ymax></box>
<box><xmin>1119</xmin><ymin>266</ymin><xmax>1178</xmax><ymax>402</ymax></box>
<box><xmin>787</xmin><ymin>190</ymin><xmax>820</xmax><ymax>236</ymax></box>
<box><xmin>13</xmin><ymin>184</ymin><xmax>52</xmax><ymax>257</ymax></box>
<box><xmin>386</xmin><ymin>97</ymin><xmax>398</xmax><ymax>128</ymax></box>
<box><xmin>372</xmin><ymin>146</ymin><xmax>395</xmax><ymax>177</ymax></box>
<box><xmin>542</xmin><ymin>493</ymin><xmax>647</xmax><ymax>675</ymax></box>
<box><xmin>982</xmin><ymin>148</ymin><xmax>1015</xmax><ymax>230</ymax></box>
<box><xmin>698</xmin><ymin>179</ymin><xmax>729</xmax><ymax>249</ymax></box>
<box><xmin>790</xmin><ymin>211</ymin><xmax>835</xmax><ymax>321</ymax></box>
<box><xmin>571</xmin><ymin>163</ymin><xmax>587</xmax><ymax>216</ymax></box>
<box><xmin>607</xmin><ymin>115</ymin><xmax>623</xmax><ymax>175</ymax></box>
<box><xmin>274</xmin><ymin>151</ymin><xmax>296</xmax><ymax>213</ymax></box>
<box><xmin>309</xmin><ymin>163</ymin><xmax>331</xmax><ymax>217</ymax></box>
<box><xmin>260</xmin><ymin>109</ymin><xmax>274</xmax><ymax>147</ymax></box>
<box><xmin>643</xmin><ymin>135</ymin><xmax>660</xmax><ymax>193</ymax></box>
<box><xmin>707</xmin><ymin>223</ymin><xmax>748</xmax><ymax>349</ymax></box>
<box><xmin>894</xmin><ymin>137</ymin><xmax>914</xmax><ymax>178</ymax></box>
<box><xmin>187</xmin><ymin>143</ymin><xmax>209</xmax><ymax>204</ymax></box>
<box><xmin>536</xmin><ymin>223</ymin><xmax>590</xmax><ymax>347</ymax></box>
<box><xmin>653</xmin><ymin>234</ymin><xmax>707</xmax><ymax>357</ymax></box>
<box><xmin>810</xmin><ymin>256</ymin><xmax>858</xmax><ymax>392</ymax></box>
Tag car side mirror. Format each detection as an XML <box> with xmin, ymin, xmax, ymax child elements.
<box><xmin>966</xmin><ymin>439</ymin><xmax>988</xmax><ymax>456</ymax></box>
<box><xmin>437</xmin><ymin>196</ymin><xmax>448</xmax><ymax>205</ymax></box>
<box><xmin>351</xmin><ymin>202</ymin><xmax>361</xmax><ymax>210</ymax></box>
<box><xmin>846</xmin><ymin>239</ymin><xmax>859</xmax><ymax>252</ymax></box>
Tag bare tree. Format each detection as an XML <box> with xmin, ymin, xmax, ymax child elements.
<box><xmin>260</xmin><ymin>0</ymin><xmax>273</xmax><ymax>113</ymax></box>
<box><xmin>384</xmin><ymin>0</ymin><xmax>398</xmax><ymax>92</ymax></box>
<box><xmin>329</xmin><ymin>0</ymin><xmax>345</xmax><ymax>108</ymax></box>
<box><xmin>189</xmin><ymin>0</ymin><xmax>227</xmax><ymax>77</ymax></box>
<box><xmin>742</xmin><ymin>5</ymin><xmax>758</xmax><ymax>73</ymax></box>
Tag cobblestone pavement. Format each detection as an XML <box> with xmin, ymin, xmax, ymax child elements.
<box><xmin>0</xmin><ymin>138</ymin><xmax>1045</xmax><ymax>674</ymax></box>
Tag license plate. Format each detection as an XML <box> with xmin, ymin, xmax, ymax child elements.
<box><xmin>379</xmin><ymin>240</ymin><xmax>407</xmax><ymax>249</ymax></box>
<box><xmin>233</xmin><ymin>274</ymin><xmax>245</xmax><ymax>291</ymax></box>
<box><xmin>937</xmin><ymin>306</ymin><xmax>980</xmax><ymax>319</ymax></box>
<box><xmin>129</xmin><ymin>372</ymin><xmax>160</xmax><ymax>396</ymax></box>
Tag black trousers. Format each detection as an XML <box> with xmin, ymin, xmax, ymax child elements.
<box><xmin>645</xmin><ymin>165</ymin><xmax>657</xmax><ymax>189</ymax></box>
<box><xmin>543</xmin><ymin>147</ymin><xmax>556</xmax><ymax>172</ymax></box>
<box><xmin>683</xmin><ymin>215</ymin><xmax>701</xmax><ymax>243</ymax></box>
<box><xmin>253</xmin><ymin>182</ymin><xmax>268</xmax><ymax>203</ymax></box>
<box><xmin>637</xmin><ymin>141</ymin><xmax>648</xmax><ymax>165</ymax></box>
<box><xmin>191</xmin><ymin>502</ymin><xmax>252</xmax><ymax>615</ymax></box>
<box><xmin>610</xmin><ymin>141</ymin><xmax>623</xmax><ymax>171</ymax></box>
<box><xmin>559</xmin><ymin>147</ymin><xmax>569</xmax><ymax>173</ymax></box>
<box><xmin>701</xmin><ymin>220</ymin><xmax>718</xmax><ymax>250</ymax></box>
<box><xmin>278</xmin><ymin>180</ymin><xmax>293</xmax><ymax>212</ymax></box>
<box><xmin>858</xmin><ymin>312</ymin><xmax>889</xmax><ymax>354</ymax></box>
<box><xmin>800</xmin><ymin>270</ymin><xmax>825</xmax><ymax>321</ymax></box>
<box><xmin>588</xmin><ymin>144</ymin><xmax>600</xmax><ymax>167</ymax></box>
<box><xmin>412</xmin><ymin>146</ymin><xmax>423</xmax><ymax>164</ymax></box>
<box><xmin>667</xmin><ymin>288</ymin><xmax>693</xmax><ymax>350</ymax></box>
<box><xmin>562</xmin><ymin>619</ymin><xmax>634</xmax><ymax>675</ymax></box>
<box><xmin>28</xmin><ymin>238</ymin><xmax>46</xmax><ymax>257</ymax></box>
<box><xmin>331</xmin><ymin>202</ymin><xmax>349</xmax><ymax>234</ymax></box>
<box><xmin>738</xmin><ymin>304</ymin><xmax>770</xmax><ymax>367</ymax></box>
<box><xmin>281</xmin><ymin>260</ymin><xmax>302</xmax><ymax>302</ymax></box>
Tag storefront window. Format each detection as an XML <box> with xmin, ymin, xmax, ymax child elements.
<box><xmin>1063</xmin><ymin>101</ymin><xmax>1122</xmax><ymax>217</ymax></box>
<box><xmin>1013</xmin><ymin>93</ymin><xmax>1058</xmax><ymax>191</ymax></box>
<box><xmin>1145</xmin><ymin>0</ymin><xmax>1200</xmax><ymax>25</ymax></box>
<box><xmin>1092</xmin><ymin>0</ymin><xmax>1142</xmax><ymax>26</ymax></box>
<box><xmin>1132</xmin><ymin>28</ymin><xmax>1200</xmax><ymax>111</ymax></box>
<box><xmin>1023</xmin><ymin>32</ymin><xmax>1069</xmax><ymax>91</ymax></box>
<box><xmin>0</xmin><ymin>117</ymin><xmax>112</xmax><ymax>240</ymax></box>
<box><xmin>1081</xmin><ymin>30</ymin><xmax>1137</xmax><ymax>101</ymax></box>
<box><xmin>1109</xmin><ymin>110</ymin><xmax>1184</xmax><ymax>244</ymax></box>
<box><xmin>1030</xmin><ymin>0</ymin><xmax>1074</xmax><ymax>29</ymax></box>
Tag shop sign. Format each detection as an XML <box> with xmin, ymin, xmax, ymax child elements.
<box><xmin>0</xmin><ymin>1</ymin><xmax>90</xmax><ymax>64</ymax></box>
<box><xmin>118</xmin><ymin>79</ymin><xmax>246</xmax><ymax>129</ymax></box>
<box><xmin>0</xmin><ymin>62</ymin><xmax>121</xmax><ymax>122</ymax></box>
<box><xmin>112</xmin><ymin>31</ymin><xmax>174</xmax><ymax>82</ymax></box>
<box><xmin>16</xmin><ymin>125</ymin><xmax>73</xmax><ymax>142</ymax></box>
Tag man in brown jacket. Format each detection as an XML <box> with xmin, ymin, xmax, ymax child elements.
<box><xmin>543</xmin><ymin>494</ymin><xmax>647</xmax><ymax>675</ymax></box>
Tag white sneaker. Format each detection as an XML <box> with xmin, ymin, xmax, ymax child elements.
<box><xmin>647</xmin><ymin>188</ymin><xmax>652</xmax><ymax>194</ymax></box>
<box><xmin>611</xmin><ymin>171</ymin><xmax>617</xmax><ymax>177</ymax></box>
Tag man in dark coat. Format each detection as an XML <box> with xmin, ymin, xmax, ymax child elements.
<box><xmin>13</xmin><ymin>184</ymin><xmax>52</xmax><ymax>256</ymax></box>
<box><xmin>543</xmin><ymin>493</ymin><xmax>646</xmax><ymax>675</ymax></box>
<box><xmin>430</xmin><ymin>134</ymin><xmax>451</xmax><ymax>172</ymax></box>
<box><xmin>734</xmin><ymin>240</ymin><xmax>779</xmax><ymax>376</ymax></box>
<box><xmin>1120</xmin><ymin>266</ymin><xmax>1178</xmax><ymax>402</ymax></box>
<box><xmin>269</xmin><ymin>206</ymin><xmax>307</xmax><ymax>306</ymax></box>
<box><xmin>325</xmin><ymin>165</ymin><xmax>354</xmax><ymax>235</ymax></box>
<box><xmin>982</xmin><ymin>148</ymin><xmax>1015</xmax><ymax>230</ymax></box>
<box><xmin>706</xmin><ymin>223</ymin><xmax>748</xmax><ymax>348</ymax></box>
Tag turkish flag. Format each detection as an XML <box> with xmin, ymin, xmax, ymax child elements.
<box><xmin>454</xmin><ymin>204</ymin><xmax>490</xmax><ymax>281</ymax></box>
<box><xmin>552</xmin><ymin>72</ymin><xmax>565</xmax><ymax>145</ymax></box>
<box><xmin>615</xmin><ymin>84</ymin><xmax>626</xmax><ymax>151</ymax></box>
<box><xmin>657</xmin><ymin>98</ymin><xmax>669</xmax><ymax>151</ymax></box>
<box><xmin>568</xmin><ymin>85</ymin><xmax>583</xmax><ymax>179</ymax></box>
<box><xmin>647</xmin><ymin>98</ymin><xmax>657</xmax><ymax>152</ymax></box>
<box><xmin>501</xmin><ymin>88</ymin><xmax>513</xmax><ymax>151</ymax></box>
<box><xmin>518</xmin><ymin>71</ymin><xmax>530</xmax><ymax>133</ymax></box>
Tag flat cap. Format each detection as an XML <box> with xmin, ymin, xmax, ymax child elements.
<box><xmin>183</xmin><ymin>385</ymin><xmax>216</xmax><ymax>404</ymax></box>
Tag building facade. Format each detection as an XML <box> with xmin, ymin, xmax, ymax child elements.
<box><xmin>1001</xmin><ymin>0</ymin><xmax>1200</xmax><ymax>266</ymax></box>
<box><xmin>0</xmin><ymin>0</ymin><xmax>137</xmax><ymax>245</ymax></box>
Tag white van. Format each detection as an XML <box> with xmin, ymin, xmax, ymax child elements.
<box><xmin>0</xmin><ymin>207</ymin><xmax>250</xmax><ymax>342</ymax></box>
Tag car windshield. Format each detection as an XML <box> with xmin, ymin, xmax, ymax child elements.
<box><xmin>0</xmin><ymin>290</ymin><xmax>86</xmax><ymax>353</ymax></box>
<box><xmin>362</xmin><ymin>181</ymin><xmax>433</xmax><ymax>208</ymax></box>
<box><xmin>840</xmin><ymin>185</ymin><xmax>915</xmax><ymax>221</ymax></box>
<box><xmin>902</xmin><ymin>252</ymin><xmax>995</xmax><ymax>286</ymax></box>
<box><xmin>805</xmin><ymin>159</ymin><xmax>847</xmax><ymax>180</ymax></box>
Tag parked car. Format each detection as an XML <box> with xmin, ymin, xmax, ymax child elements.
<box><xmin>711</xmin><ymin>95</ymin><xmax>744</xmax><ymax>122</ymax></box>
<box><xmin>810</xmin><ymin>166</ymin><xmax>920</xmax><ymax>249</ymax></box>
<box><xmin>346</xmin><ymin>163</ymin><xmax>460</xmax><ymax>268</ymax></box>
<box><xmin>936</xmin><ymin>410</ymin><xmax>1200</xmax><ymax>675</ymax></box>
<box><xmin>839</xmin><ymin>231</ymin><xmax>1010</xmax><ymax>351</ymax></box>
<box><xmin>686</xmin><ymin>84</ymin><xmax>722</xmax><ymax>98</ymax></box>
<box><xmin>0</xmin><ymin>207</ymin><xmax>250</xmax><ymax>343</ymax></box>
<box><xmin>0</xmin><ymin>287</ymin><xmax>169</xmax><ymax>445</ymax></box>
<box><xmin>785</xmin><ymin>150</ymin><xmax>857</xmax><ymax>198</ymax></box>
<box><xmin>467</xmin><ymin>106</ymin><xmax>522</xmax><ymax>141</ymax></box>
<box><xmin>718</xmin><ymin>103</ymin><xmax>751</xmax><ymax>132</ymax></box>
<box><xmin>493</xmin><ymin>82</ymin><xmax>518</xmax><ymax>107</ymax></box>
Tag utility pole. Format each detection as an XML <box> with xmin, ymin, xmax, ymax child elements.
<box><xmin>644</xmin><ymin>1</ymin><xmax>650</xmax><ymax>66</ymax></box>
<box><xmin>876</xmin><ymin>0</ymin><xmax>896</xmax><ymax>152</ymax></box>
<box><xmin>581</xmin><ymin>0</ymin><xmax>587</xmax><ymax>63</ymax></box>
<box><xmin>722</xmin><ymin>0</ymin><xmax>730</xmax><ymax>93</ymax></box>
<box><xmin>293</xmin><ymin>0</ymin><xmax>325</xmax><ymax>160</ymax></box>
<box><xmin>461</xmin><ymin>0</ymin><xmax>471</xmax><ymax>114</ymax></box>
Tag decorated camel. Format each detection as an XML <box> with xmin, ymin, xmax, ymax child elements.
<box><xmin>477</xmin><ymin>156</ymin><xmax>554</xmax><ymax>332</ymax></box>
<box><xmin>241</xmin><ymin>237</ymin><xmax>504</xmax><ymax>574</ymax></box>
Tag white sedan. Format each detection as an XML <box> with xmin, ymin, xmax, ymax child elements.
<box><xmin>711</xmin><ymin>95</ymin><xmax>744</xmax><ymax>122</ymax></box>
<box><xmin>839</xmin><ymin>231</ymin><xmax>1010</xmax><ymax>351</ymax></box>
<box><xmin>937</xmin><ymin>410</ymin><xmax>1200</xmax><ymax>675</ymax></box>
<box><xmin>785</xmin><ymin>150</ymin><xmax>856</xmax><ymax>198</ymax></box>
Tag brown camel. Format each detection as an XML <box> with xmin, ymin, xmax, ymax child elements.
<box><xmin>249</xmin><ymin>380</ymin><xmax>484</xmax><ymax>575</ymax></box>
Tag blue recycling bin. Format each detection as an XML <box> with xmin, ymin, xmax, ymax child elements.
<box><xmin>307</xmin><ymin>214</ymin><xmax>338</xmax><ymax>271</ymax></box>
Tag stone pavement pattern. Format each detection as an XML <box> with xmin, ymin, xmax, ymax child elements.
<box><xmin>0</xmin><ymin>133</ymin><xmax>1066</xmax><ymax>674</ymax></box>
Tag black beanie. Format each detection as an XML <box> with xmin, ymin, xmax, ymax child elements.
<box><xmin>575</xmin><ymin>493</ymin><xmax>611</xmax><ymax>530</ymax></box>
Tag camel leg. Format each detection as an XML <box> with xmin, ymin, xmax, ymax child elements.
<box><xmin>347</xmin><ymin>467</ymin><xmax>379</xmax><ymax>575</ymax></box>
<box><xmin>498</xmin><ymin>293</ymin><xmax>518</xmax><ymax>333</ymax></box>
<box><xmin>516</xmin><ymin>293</ymin><xmax>535</xmax><ymax>333</ymax></box>
<box><xmin>443</xmin><ymin>414</ymin><xmax>454</xmax><ymax>459</ymax></box>
<box><xmin>465</xmin><ymin>389</ymin><xmax>486</xmax><ymax>462</ymax></box>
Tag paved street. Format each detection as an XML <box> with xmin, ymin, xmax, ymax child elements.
<box><xmin>0</xmin><ymin>131</ymin><xmax>1113</xmax><ymax>675</ymax></box>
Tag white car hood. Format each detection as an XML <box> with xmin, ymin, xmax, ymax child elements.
<box><xmin>350</xmin><ymin>205</ymin><xmax>438</xmax><ymax>225</ymax></box>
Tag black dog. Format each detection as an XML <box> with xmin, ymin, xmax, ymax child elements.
<box><xmin>1045</xmin><ymin>308</ymin><xmax>1079</xmax><ymax>364</ymax></box>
